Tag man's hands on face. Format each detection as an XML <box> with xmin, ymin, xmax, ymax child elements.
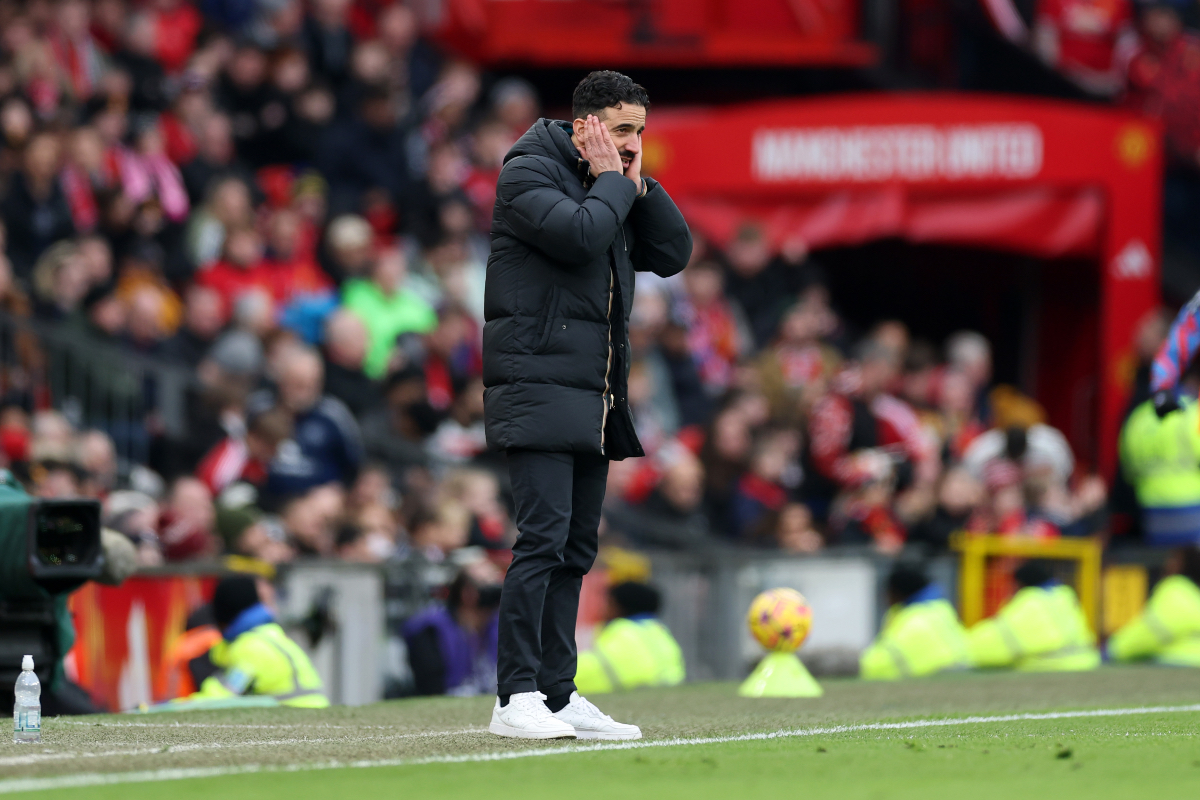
<box><xmin>624</xmin><ymin>143</ymin><xmax>643</xmax><ymax>193</ymax></box>
<box><xmin>581</xmin><ymin>115</ymin><xmax>624</xmax><ymax>178</ymax></box>
<box><xmin>581</xmin><ymin>115</ymin><xmax>643</xmax><ymax>191</ymax></box>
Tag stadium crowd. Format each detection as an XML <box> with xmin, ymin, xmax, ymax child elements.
<box><xmin>0</xmin><ymin>0</ymin><xmax>1175</xmax><ymax>574</ymax></box>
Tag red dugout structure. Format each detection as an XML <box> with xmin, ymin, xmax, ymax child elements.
<box><xmin>641</xmin><ymin>94</ymin><xmax>1162</xmax><ymax>477</ymax></box>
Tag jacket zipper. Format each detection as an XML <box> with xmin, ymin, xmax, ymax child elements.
<box><xmin>601</xmin><ymin>227</ymin><xmax>625</xmax><ymax>453</ymax></box>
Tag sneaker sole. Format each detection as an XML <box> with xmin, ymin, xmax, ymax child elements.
<box><xmin>572</xmin><ymin>729</ymin><xmax>642</xmax><ymax>741</ymax></box>
<box><xmin>488</xmin><ymin>720</ymin><xmax>577</xmax><ymax>740</ymax></box>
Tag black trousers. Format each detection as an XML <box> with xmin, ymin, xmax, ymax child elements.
<box><xmin>497</xmin><ymin>448</ymin><xmax>609</xmax><ymax>698</ymax></box>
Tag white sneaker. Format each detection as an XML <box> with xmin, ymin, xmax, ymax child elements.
<box><xmin>552</xmin><ymin>692</ymin><xmax>641</xmax><ymax>740</ymax></box>
<box><xmin>489</xmin><ymin>692</ymin><xmax>577</xmax><ymax>739</ymax></box>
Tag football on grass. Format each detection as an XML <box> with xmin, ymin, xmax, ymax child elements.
<box><xmin>748</xmin><ymin>587</ymin><xmax>813</xmax><ymax>652</ymax></box>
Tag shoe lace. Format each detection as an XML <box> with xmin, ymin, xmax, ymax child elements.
<box><xmin>511</xmin><ymin>692</ymin><xmax>553</xmax><ymax>717</ymax></box>
<box><xmin>570</xmin><ymin>694</ymin><xmax>613</xmax><ymax>722</ymax></box>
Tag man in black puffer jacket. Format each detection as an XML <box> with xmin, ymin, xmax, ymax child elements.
<box><xmin>483</xmin><ymin>71</ymin><xmax>691</xmax><ymax>740</ymax></box>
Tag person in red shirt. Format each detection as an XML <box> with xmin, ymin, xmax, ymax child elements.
<box><xmin>1033</xmin><ymin>0</ymin><xmax>1137</xmax><ymax>95</ymax></box>
<box><xmin>261</xmin><ymin>208</ymin><xmax>333</xmax><ymax>306</ymax></box>
<box><xmin>149</xmin><ymin>0</ymin><xmax>202</xmax><ymax>74</ymax></box>
<box><xmin>196</xmin><ymin>406</ymin><xmax>294</xmax><ymax>496</ymax></box>
<box><xmin>1125</xmin><ymin>3</ymin><xmax>1200</xmax><ymax>165</ymax></box>
<box><xmin>195</xmin><ymin>226</ymin><xmax>269</xmax><ymax>320</ymax></box>
<box><xmin>678</xmin><ymin>260</ymin><xmax>745</xmax><ymax>396</ymax></box>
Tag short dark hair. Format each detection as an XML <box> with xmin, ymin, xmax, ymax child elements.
<box><xmin>887</xmin><ymin>562</ymin><xmax>930</xmax><ymax>604</ymax></box>
<box><xmin>571</xmin><ymin>71</ymin><xmax>650</xmax><ymax>121</ymax></box>
<box><xmin>609</xmin><ymin>581</ymin><xmax>661</xmax><ymax>617</ymax></box>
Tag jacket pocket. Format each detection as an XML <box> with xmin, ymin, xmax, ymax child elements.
<box><xmin>604</xmin><ymin>403</ymin><xmax>645</xmax><ymax>461</ymax></box>
<box><xmin>535</xmin><ymin>287</ymin><xmax>561</xmax><ymax>354</ymax></box>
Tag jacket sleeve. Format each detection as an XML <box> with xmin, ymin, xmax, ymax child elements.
<box><xmin>498</xmin><ymin>157</ymin><xmax>637</xmax><ymax>266</ymax></box>
<box><xmin>628</xmin><ymin>178</ymin><xmax>692</xmax><ymax>278</ymax></box>
<box><xmin>1151</xmin><ymin>289</ymin><xmax>1200</xmax><ymax>392</ymax></box>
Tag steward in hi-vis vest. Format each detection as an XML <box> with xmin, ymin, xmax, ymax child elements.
<box><xmin>191</xmin><ymin>575</ymin><xmax>329</xmax><ymax>708</ymax></box>
<box><xmin>967</xmin><ymin>561</ymin><xmax>1099</xmax><ymax>672</ymax></box>
<box><xmin>861</xmin><ymin>564</ymin><xmax>970</xmax><ymax>681</ymax></box>
<box><xmin>575</xmin><ymin>582</ymin><xmax>685</xmax><ymax>694</ymax></box>
<box><xmin>1109</xmin><ymin>547</ymin><xmax>1200</xmax><ymax>667</ymax></box>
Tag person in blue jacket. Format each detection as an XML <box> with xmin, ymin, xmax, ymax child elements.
<box><xmin>248</xmin><ymin>344</ymin><xmax>363</xmax><ymax>501</ymax></box>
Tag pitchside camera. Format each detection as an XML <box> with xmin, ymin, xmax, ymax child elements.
<box><xmin>0</xmin><ymin>473</ymin><xmax>102</xmax><ymax>602</ymax></box>
<box><xmin>0</xmin><ymin>472</ymin><xmax>102</xmax><ymax>694</ymax></box>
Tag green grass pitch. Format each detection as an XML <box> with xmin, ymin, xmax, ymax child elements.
<box><xmin>2</xmin><ymin>666</ymin><xmax>1199</xmax><ymax>799</ymax></box>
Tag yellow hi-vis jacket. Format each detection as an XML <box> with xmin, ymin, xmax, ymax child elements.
<box><xmin>574</xmin><ymin>617</ymin><xmax>685</xmax><ymax>694</ymax></box>
<box><xmin>1120</xmin><ymin>398</ymin><xmax>1200</xmax><ymax>545</ymax></box>
<box><xmin>966</xmin><ymin>584</ymin><xmax>1100</xmax><ymax>672</ymax></box>
<box><xmin>860</xmin><ymin>598</ymin><xmax>970</xmax><ymax>681</ymax></box>
<box><xmin>1108</xmin><ymin>575</ymin><xmax>1200</xmax><ymax>667</ymax></box>
<box><xmin>193</xmin><ymin>622</ymin><xmax>330</xmax><ymax>708</ymax></box>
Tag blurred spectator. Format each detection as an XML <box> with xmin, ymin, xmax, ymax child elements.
<box><xmin>319</xmin><ymin>85</ymin><xmax>407</xmax><ymax>215</ymax></box>
<box><xmin>618</xmin><ymin>446</ymin><xmax>710</xmax><ymax>549</ymax></box>
<box><xmin>341</xmin><ymin>246</ymin><xmax>437</xmax><ymax>379</ymax></box>
<box><xmin>755</xmin><ymin>289</ymin><xmax>840</xmax><ymax>425</ymax></box>
<box><xmin>196</xmin><ymin>405</ymin><xmax>293</xmax><ymax>496</ymax></box>
<box><xmin>908</xmin><ymin>467</ymin><xmax>984</xmax><ymax>551</ymax></box>
<box><xmin>1033</xmin><ymin>0</ymin><xmax>1137</xmax><ymax>96</ymax></box>
<box><xmin>806</xmin><ymin>339</ymin><xmax>933</xmax><ymax>520</ymax></box>
<box><xmin>361</xmin><ymin>365</ymin><xmax>437</xmax><ymax>488</ymax></box>
<box><xmin>403</xmin><ymin>558</ymin><xmax>502</xmax><ymax>696</ymax></box>
<box><xmin>775</xmin><ymin>503</ymin><xmax>824</xmax><ymax>553</ymax></box>
<box><xmin>3</xmin><ymin>132</ymin><xmax>75</xmax><ymax>279</ymax></box>
<box><xmin>730</xmin><ymin>429</ymin><xmax>800</xmax><ymax>540</ymax></box>
<box><xmin>162</xmin><ymin>285</ymin><xmax>226</xmax><ymax>366</ymax></box>
<box><xmin>426</xmin><ymin>376</ymin><xmax>486</xmax><ymax>469</ymax></box>
<box><xmin>320</xmin><ymin>213</ymin><xmax>374</xmax><ymax>284</ymax></box>
<box><xmin>76</xmin><ymin>429</ymin><xmax>118</xmax><ymax>498</ymax></box>
<box><xmin>322</xmin><ymin>308</ymin><xmax>381</xmax><ymax>415</ymax></box>
<box><xmin>216</xmin><ymin>505</ymin><xmax>294</xmax><ymax>564</ymax></box>
<box><xmin>1126</xmin><ymin>3</ymin><xmax>1200</xmax><ymax>166</ymax></box>
<box><xmin>407</xmin><ymin>500</ymin><xmax>470</xmax><ymax>562</ymax></box>
<box><xmin>722</xmin><ymin>226</ymin><xmax>811</xmax><ymax>348</ymax></box>
<box><xmin>158</xmin><ymin>476</ymin><xmax>219</xmax><ymax>560</ymax></box>
<box><xmin>945</xmin><ymin>330</ymin><xmax>993</xmax><ymax>421</ymax></box>
<box><xmin>677</xmin><ymin>260</ymin><xmax>745</xmax><ymax>396</ymax></box>
<box><xmin>249</xmin><ymin>344</ymin><xmax>363</xmax><ymax>498</ymax></box>
<box><xmin>282</xmin><ymin>482</ymin><xmax>345</xmax><ymax>555</ymax></box>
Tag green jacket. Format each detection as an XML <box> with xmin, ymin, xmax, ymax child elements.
<box><xmin>194</xmin><ymin>623</ymin><xmax>329</xmax><ymax>708</ymax></box>
<box><xmin>1108</xmin><ymin>575</ymin><xmax>1200</xmax><ymax>667</ymax></box>
<box><xmin>341</xmin><ymin>279</ymin><xmax>438</xmax><ymax>378</ymax></box>
<box><xmin>967</xmin><ymin>584</ymin><xmax>1100</xmax><ymax>672</ymax></box>
<box><xmin>860</xmin><ymin>598</ymin><xmax>970</xmax><ymax>681</ymax></box>
<box><xmin>575</xmin><ymin>617</ymin><xmax>685</xmax><ymax>694</ymax></box>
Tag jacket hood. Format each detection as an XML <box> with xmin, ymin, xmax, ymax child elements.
<box><xmin>505</xmin><ymin>118</ymin><xmax>587</xmax><ymax>174</ymax></box>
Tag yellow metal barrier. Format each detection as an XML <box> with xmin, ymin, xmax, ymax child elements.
<box><xmin>949</xmin><ymin>533</ymin><xmax>1103</xmax><ymax>632</ymax></box>
<box><xmin>1102</xmin><ymin>564</ymin><xmax>1148</xmax><ymax>636</ymax></box>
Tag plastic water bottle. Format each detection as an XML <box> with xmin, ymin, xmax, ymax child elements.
<box><xmin>13</xmin><ymin>655</ymin><xmax>40</xmax><ymax>744</ymax></box>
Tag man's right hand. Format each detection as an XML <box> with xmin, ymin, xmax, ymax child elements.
<box><xmin>580</xmin><ymin>115</ymin><xmax>624</xmax><ymax>178</ymax></box>
<box><xmin>1153</xmin><ymin>389</ymin><xmax>1182</xmax><ymax>418</ymax></box>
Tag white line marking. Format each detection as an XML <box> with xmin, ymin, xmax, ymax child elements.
<box><xmin>0</xmin><ymin>728</ymin><xmax>485</xmax><ymax>767</ymax></box>
<box><xmin>52</xmin><ymin>721</ymin><xmax>478</xmax><ymax>732</ymax></box>
<box><xmin>2</xmin><ymin>704</ymin><xmax>1197</xmax><ymax>794</ymax></box>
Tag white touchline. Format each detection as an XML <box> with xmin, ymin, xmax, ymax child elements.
<box><xmin>52</xmin><ymin>721</ymin><xmax>484</xmax><ymax>731</ymax></box>
<box><xmin>2</xmin><ymin>704</ymin><xmax>1198</xmax><ymax>794</ymax></box>
<box><xmin>0</xmin><ymin>728</ymin><xmax>487</xmax><ymax>768</ymax></box>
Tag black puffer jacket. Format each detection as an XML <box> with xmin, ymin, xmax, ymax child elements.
<box><xmin>483</xmin><ymin>119</ymin><xmax>692</xmax><ymax>459</ymax></box>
